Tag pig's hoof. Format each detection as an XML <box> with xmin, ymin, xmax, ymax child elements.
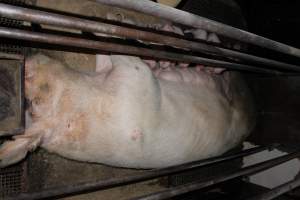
<box><xmin>0</xmin><ymin>138</ymin><xmax>29</xmax><ymax>167</ymax></box>
<box><xmin>0</xmin><ymin>134</ymin><xmax>42</xmax><ymax>168</ymax></box>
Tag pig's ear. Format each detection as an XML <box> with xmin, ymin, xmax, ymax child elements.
<box><xmin>96</xmin><ymin>54</ymin><xmax>113</xmax><ymax>73</ymax></box>
<box><xmin>0</xmin><ymin>134</ymin><xmax>42</xmax><ymax>168</ymax></box>
<box><xmin>25</xmin><ymin>53</ymin><xmax>51</xmax><ymax>72</ymax></box>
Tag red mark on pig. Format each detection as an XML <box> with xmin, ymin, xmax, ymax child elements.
<box><xmin>131</xmin><ymin>129</ymin><xmax>143</xmax><ymax>141</ymax></box>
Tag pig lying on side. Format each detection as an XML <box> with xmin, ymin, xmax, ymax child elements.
<box><xmin>0</xmin><ymin>53</ymin><xmax>255</xmax><ymax>169</ymax></box>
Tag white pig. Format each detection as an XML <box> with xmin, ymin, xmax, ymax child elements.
<box><xmin>0</xmin><ymin>54</ymin><xmax>255</xmax><ymax>169</ymax></box>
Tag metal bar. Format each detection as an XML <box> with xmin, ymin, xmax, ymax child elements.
<box><xmin>6</xmin><ymin>145</ymin><xmax>275</xmax><ymax>200</ymax></box>
<box><xmin>0</xmin><ymin>27</ymin><xmax>280</xmax><ymax>74</ymax></box>
<box><xmin>220</xmin><ymin>48</ymin><xmax>300</xmax><ymax>72</ymax></box>
<box><xmin>0</xmin><ymin>52</ymin><xmax>24</xmax><ymax>60</ymax></box>
<box><xmin>0</xmin><ymin>4</ymin><xmax>300</xmax><ymax>72</ymax></box>
<box><xmin>0</xmin><ymin>2</ymin><xmax>226</xmax><ymax>56</ymax></box>
<box><xmin>246</xmin><ymin>177</ymin><xmax>300</xmax><ymax>200</ymax></box>
<box><xmin>131</xmin><ymin>149</ymin><xmax>300</xmax><ymax>200</ymax></box>
<box><xmin>92</xmin><ymin>0</ymin><xmax>300</xmax><ymax>58</ymax></box>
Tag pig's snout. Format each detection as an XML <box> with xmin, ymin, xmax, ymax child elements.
<box><xmin>25</xmin><ymin>57</ymin><xmax>36</xmax><ymax>82</ymax></box>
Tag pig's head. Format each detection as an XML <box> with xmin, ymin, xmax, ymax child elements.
<box><xmin>25</xmin><ymin>54</ymin><xmax>61</xmax><ymax>119</ymax></box>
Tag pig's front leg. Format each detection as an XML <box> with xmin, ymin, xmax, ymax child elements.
<box><xmin>0</xmin><ymin>123</ymin><xmax>46</xmax><ymax>167</ymax></box>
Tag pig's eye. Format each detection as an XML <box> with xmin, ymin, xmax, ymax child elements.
<box><xmin>39</xmin><ymin>83</ymin><xmax>50</xmax><ymax>92</ymax></box>
<box><xmin>25</xmin><ymin>75</ymin><xmax>34</xmax><ymax>82</ymax></box>
<box><xmin>33</xmin><ymin>97</ymin><xmax>42</xmax><ymax>105</ymax></box>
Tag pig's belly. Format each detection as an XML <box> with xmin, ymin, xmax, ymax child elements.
<box><xmin>42</xmin><ymin>56</ymin><xmax>251</xmax><ymax>169</ymax></box>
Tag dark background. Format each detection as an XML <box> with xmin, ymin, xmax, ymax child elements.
<box><xmin>236</xmin><ymin>0</ymin><xmax>300</xmax><ymax>48</ymax></box>
<box><xmin>176</xmin><ymin>0</ymin><xmax>300</xmax><ymax>147</ymax></box>
<box><xmin>235</xmin><ymin>0</ymin><xmax>300</xmax><ymax>147</ymax></box>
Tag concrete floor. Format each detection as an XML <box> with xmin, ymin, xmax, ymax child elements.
<box><xmin>28</xmin><ymin>149</ymin><xmax>167</xmax><ymax>200</ymax></box>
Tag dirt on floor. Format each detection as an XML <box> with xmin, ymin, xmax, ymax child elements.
<box><xmin>28</xmin><ymin>149</ymin><xmax>167</xmax><ymax>200</ymax></box>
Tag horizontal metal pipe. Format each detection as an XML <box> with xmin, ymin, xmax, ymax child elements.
<box><xmin>0</xmin><ymin>3</ymin><xmax>300</xmax><ymax>72</ymax></box>
<box><xmin>246</xmin><ymin>177</ymin><xmax>300</xmax><ymax>200</ymax></box>
<box><xmin>6</xmin><ymin>145</ymin><xmax>275</xmax><ymax>200</ymax></box>
<box><xmin>220</xmin><ymin>48</ymin><xmax>300</xmax><ymax>72</ymax></box>
<box><xmin>0</xmin><ymin>3</ymin><xmax>223</xmax><ymax>56</ymax></box>
<box><xmin>0</xmin><ymin>52</ymin><xmax>24</xmax><ymax>60</ymax></box>
<box><xmin>0</xmin><ymin>27</ymin><xmax>280</xmax><ymax>74</ymax></box>
<box><xmin>93</xmin><ymin>0</ymin><xmax>300</xmax><ymax>58</ymax></box>
<box><xmin>131</xmin><ymin>149</ymin><xmax>300</xmax><ymax>200</ymax></box>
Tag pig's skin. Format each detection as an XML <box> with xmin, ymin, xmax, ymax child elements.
<box><xmin>0</xmin><ymin>54</ymin><xmax>255</xmax><ymax>169</ymax></box>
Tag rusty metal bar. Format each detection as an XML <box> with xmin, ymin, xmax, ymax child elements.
<box><xmin>0</xmin><ymin>27</ymin><xmax>281</xmax><ymax>74</ymax></box>
<box><xmin>6</xmin><ymin>145</ymin><xmax>276</xmax><ymax>200</ymax></box>
<box><xmin>0</xmin><ymin>52</ymin><xmax>24</xmax><ymax>60</ymax></box>
<box><xmin>0</xmin><ymin>3</ymin><xmax>300</xmax><ymax>72</ymax></box>
<box><xmin>131</xmin><ymin>149</ymin><xmax>300</xmax><ymax>200</ymax></box>
<box><xmin>92</xmin><ymin>0</ymin><xmax>300</xmax><ymax>58</ymax></box>
<box><xmin>246</xmin><ymin>177</ymin><xmax>300</xmax><ymax>200</ymax></box>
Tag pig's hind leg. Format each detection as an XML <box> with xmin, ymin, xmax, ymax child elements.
<box><xmin>0</xmin><ymin>126</ymin><xmax>44</xmax><ymax>168</ymax></box>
